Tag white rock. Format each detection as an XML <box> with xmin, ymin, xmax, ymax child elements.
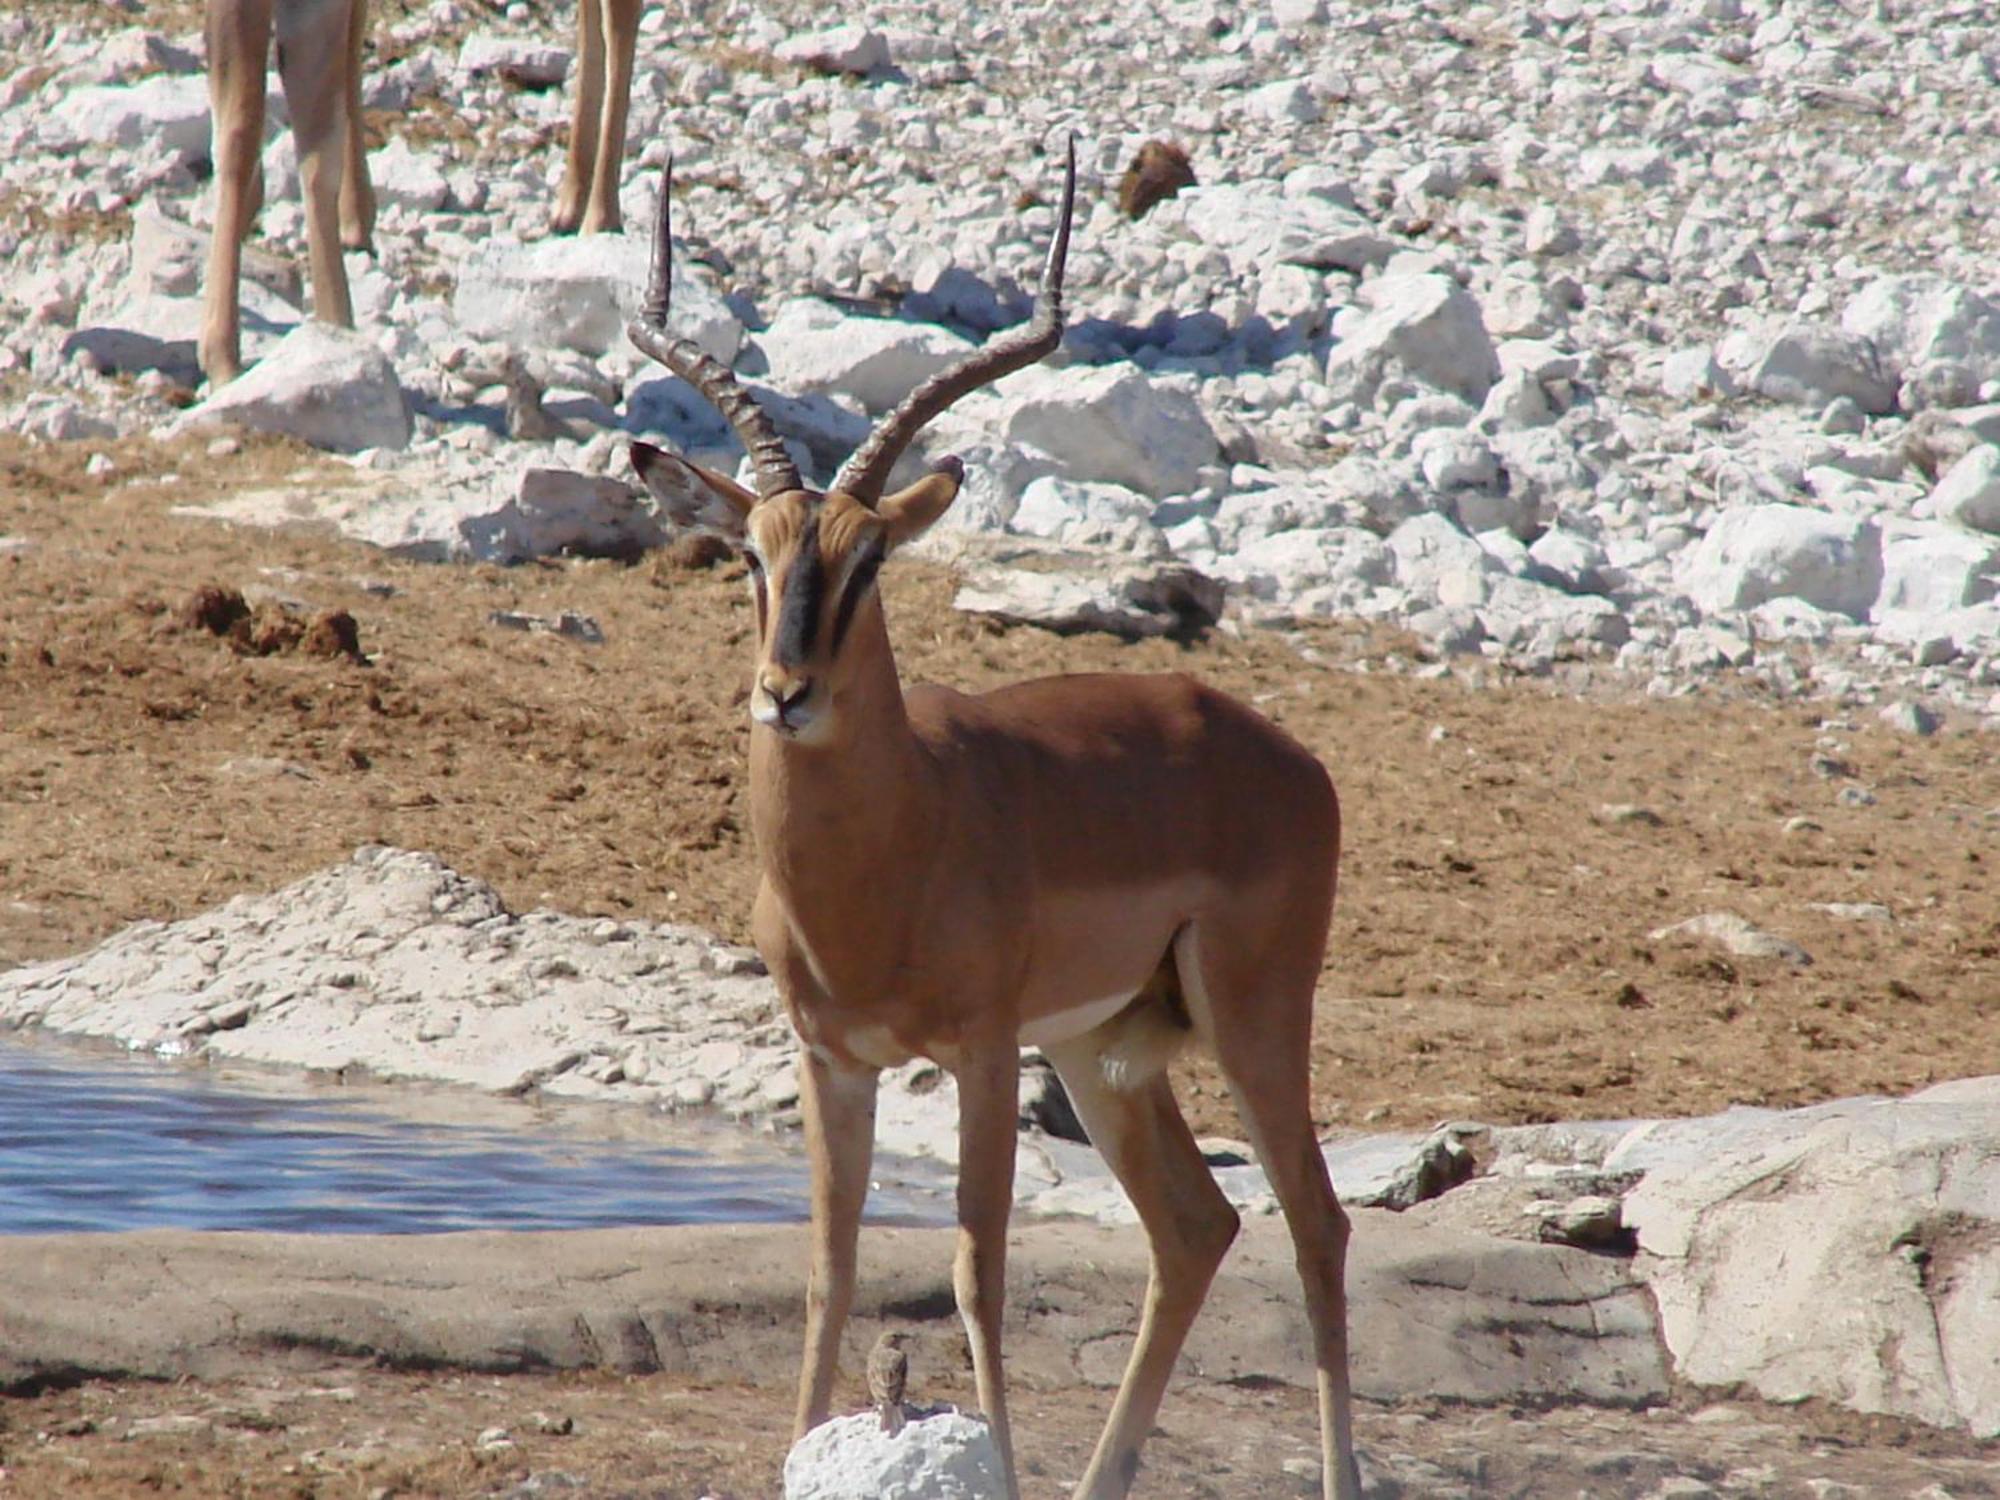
<box><xmin>46</xmin><ymin>75</ymin><xmax>211</xmax><ymax>161</ymax></box>
<box><xmin>1623</xmin><ymin>1083</ymin><xmax>2000</xmax><ymax>1437</ymax></box>
<box><xmin>1215</xmin><ymin>526</ymin><xmax>1391</xmax><ymax>603</ymax></box>
<box><xmin>489</xmin><ymin>468</ymin><xmax>666</xmax><ymax>562</ymax></box>
<box><xmin>774</xmin><ymin>24</ymin><xmax>889</xmax><ymax>75</ymax></box>
<box><xmin>1930</xmin><ymin>445</ymin><xmax>2000</xmax><ymax>534</ymax></box>
<box><xmin>758</xmin><ymin>300</ymin><xmax>975</xmax><ymax>416</ymax></box>
<box><xmin>996</xmin><ymin>366</ymin><xmax>1220</xmax><ymax>499</ymax></box>
<box><xmin>1177</xmin><ymin>185</ymin><xmax>1394</xmax><ymax>274</ymax></box>
<box><xmin>1482</xmin><ymin>575</ymin><xmax>1631</xmax><ymax>651</ymax></box>
<box><xmin>1649</xmin><ymin>912</ymin><xmax>1811</xmax><ymax>965</ymax></box>
<box><xmin>1841</xmin><ymin>275</ymin><xmax>2000</xmax><ymax>390</ymax></box>
<box><xmin>1475</xmin><ymin>368</ymin><xmax>1554</xmax><ymax>431</ymax></box>
<box><xmin>370</xmin><ymin>136</ymin><xmax>451</xmax><ymax>213</ymax></box>
<box><xmin>456</xmin><ymin>33</ymin><xmax>572</xmax><ymax>86</ymax></box>
<box><xmin>1325</xmin><ymin>274</ymin><xmax>1499</xmax><ymax>405</ymax></box>
<box><xmin>1677</xmin><ymin>505</ymin><xmax>1882</xmax><ymax>619</ymax></box>
<box><xmin>952</xmin><ymin>559</ymin><xmax>1223</xmax><ymax>639</ymax></box>
<box><xmin>1720</xmin><ymin>322</ymin><xmax>1896</xmax><ymax>415</ymax></box>
<box><xmin>1009</xmin><ymin>476</ymin><xmax>1163</xmax><ymax>553</ymax></box>
<box><xmin>1244</xmin><ymin>77</ymin><xmax>1321</xmax><ymax>123</ymax></box>
<box><xmin>1874</xmin><ymin>523</ymin><xmax>2000</xmax><ymax>618</ymax></box>
<box><xmin>453</xmin><ymin>236</ymin><xmax>742</xmax><ymax>364</ymax></box>
<box><xmin>1413</xmin><ymin>428</ymin><xmax>1499</xmax><ymax>490</ymax></box>
<box><xmin>183</xmin><ymin>322</ymin><xmax>411</xmax><ymax>453</ymax></box>
<box><xmin>1661</xmin><ymin>347</ymin><xmax>1737</xmax><ymax>401</ymax></box>
<box><xmin>783</xmin><ymin>1411</ymin><xmax>1005</xmax><ymax>1500</ymax></box>
<box><xmin>1386</xmin><ymin>513</ymin><xmax>1497</xmax><ymax>608</ymax></box>
<box><xmin>1527</xmin><ymin>529</ymin><xmax>1608</xmax><ymax>594</ymax></box>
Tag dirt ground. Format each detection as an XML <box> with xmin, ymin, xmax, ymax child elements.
<box><xmin>3</xmin><ymin>1362</ymin><xmax>1998</xmax><ymax>1500</ymax></box>
<box><xmin>3</xmin><ymin>427</ymin><xmax>1997</xmax><ymax>1135</ymax></box>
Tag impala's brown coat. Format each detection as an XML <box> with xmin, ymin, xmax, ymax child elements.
<box><xmin>625</xmin><ymin>148</ymin><xmax>1358</xmax><ymax>1500</ymax></box>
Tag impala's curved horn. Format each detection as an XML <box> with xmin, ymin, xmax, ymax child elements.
<box><xmin>833</xmin><ymin>136</ymin><xmax>1078</xmax><ymax>504</ymax></box>
<box><xmin>626</xmin><ymin>163</ymin><xmax>803</xmax><ymax>499</ymax></box>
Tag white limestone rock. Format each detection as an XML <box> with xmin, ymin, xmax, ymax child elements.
<box><xmin>1874</xmin><ymin>523</ymin><xmax>2000</xmax><ymax>619</ymax></box>
<box><xmin>1213</xmin><ymin>526</ymin><xmax>1392</xmax><ymax>603</ymax></box>
<box><xmin>45</xmin><ymin>75</ymin><xmax>211</xmax><ymax>161</ymax></box>
<box><xmin>757</xmin><ymin>300</ymin><xmax>975</xmax><ymax>416</ymax></box>
<box><xmin>1841</xmin><ymin>275</ymin><xmax>2000</xmax><ymax>393</ymax></box>
<box><xmin>183</xmin><ymin>322</ymin><xmax>411</xmax><ymax>453</ymax></box>
<box><xmin>1243</xmin><ymin>76</ymin><xmax>1322</xmax><ymax>124</ymax></box>
<box><xmin>1482</xmin><ymin>576</ymin><xmax>1631</xmax><ymax>652</ymax></box>
<box><xmin>1660</xmin><ymin>347</ymin><xmax>1737</xmax><ymax>402</ymax></box>
<box><xmin>1386</xmin><ymin>513</ymin><xmax>1499</xmax><ymax>609</ymax></box>
<box><xmin>1720</xmin><ymin>321</ymin><xmax>1896</xmax><ymax>415</ymax></box>
<box><xmin>1009</xmin><ymin>476</ymin><xmax>1165</xmax><ymax>554</ymax></box>
<box><xmin>1930</xmin><ymin>445</ymin><xmax>2000</xmax><ymax>534</ymax></box>
<box><xmin>1325</xmin><ymin>274</ymin><xmax>1499</xmax><ymax>406</ymax></box>
<box><xmin>953</xmin><ymin>559</ymin><xmax>1223</xmax><ymax>639</ymax></box>
<box><xmin>370</xmin><ymin>136</ymin><xmax>451</xmax><ymax>213</ymax></box>
<box><xmin>995</xmin><ymin>365</ymin><xmax>1219</xmax><ymax>499</ymax></box>
<box><xmin>456</xmin><ymin>33</ymin><xmax>572</xmax><ymax>86</ymax></box>
<box><xmin>486</xmin><ymin>468</ymin><xmax>667</xmax><ymax>562</ymax></box>
<box><xmin>1177</xmin><ymin>185</ymin><xmax>1394</xmax><ymax>274</ymax></box>
<box><xmin>453</xmin><ymin>236</ymin><xmax>742</xmax><ymax>364</ymax></box>
<box><xmin>1623</xmin><ymin>1080</ymin><xmax>2000</xmax><ymax>1437</ymax></box>
<box><xmin>784</xmin><ymin>1410</ymin><xmax>1005</xmax><ymax>1500</ymax></box>
<box><xmin>1676</xmin><ymin>504</ymin><xmax>1882</xmax><ymax>619</ymax></box>
<box><xmin>774</xmin><ymin>24</ymin><xmax>890</xmax><ymax>75</ymax></box>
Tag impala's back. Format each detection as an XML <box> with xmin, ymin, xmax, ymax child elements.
<box><xmin>907</xmin><ymin>670</ymin><xmax>1340</xmax><ymax>1043</ymax></box>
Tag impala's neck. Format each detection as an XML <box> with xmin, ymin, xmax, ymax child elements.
<box><xmin>748</xmin><ymin>602</ymin><xmax>937</xmax><ymax>928</ymax></box>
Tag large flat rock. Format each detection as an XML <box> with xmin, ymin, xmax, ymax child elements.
<box><xmin>0</xmin><ymin>1214</ymin><xmax>1666</xmax><ymax>1409</ymax></box>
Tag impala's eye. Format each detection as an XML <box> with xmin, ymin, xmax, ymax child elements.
<box><xmin>742</xmin><ymin>551</ymin><xmax>769</xmax><ymax>632</ymax></box>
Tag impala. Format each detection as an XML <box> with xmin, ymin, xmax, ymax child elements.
<box><xmin>201</xmin><ymin>0</ymin><xmax>642</xmax><ymax>384</ymax></box>
<box><xmin>626</xmin><ymin>146</ymin><xmax>1360</xmax><ymax>1500</ymax></box>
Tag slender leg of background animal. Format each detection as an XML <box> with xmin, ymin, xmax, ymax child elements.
<box><xmin>200</xmin><ymin>0</ymin><xmax>274</xmax><ymax>385</ymax></box>
<box><xmin>1200</xmin><ymin>941</ymin><xmax>1360</xmax><ymax>1500</ymax></box>
<box><xmin>582</xmin><ymin>0</ymin><xmax>641</xmax><ymax>233</ymax></box>
<box><xmin>792</xmin><ymin>1051</ymin><xmax>878</xmax><ymax>1439</ymax></box>
<box><xmin>952</xmin><ymin>1043</ymin><xmax>1022</xmax><ymax>1500</ymax></box>
<box><xmin>274</xmin><ymin>1</ymin><xmax>356</xmax><ymax>331</ymax></box>
<box><xmin>1040</xmin><ymin>1037</ymin><xmax>1241</xmax><ymax>1500</ymax></box>
<box><xmin>337</xmin><ymin>0</ymin><xmax>376</xmax><ymax>250</ymax></box>
<box><xmin>550</xmin><ymin>0</ymin><xmax>605</xmax><ymax>234</ymax></box>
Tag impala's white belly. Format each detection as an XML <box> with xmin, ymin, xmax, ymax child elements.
<box><xmin>1018</xmin><ymin>991</ymin><xmax>1136</xmax><ymax>1050</ymax></box>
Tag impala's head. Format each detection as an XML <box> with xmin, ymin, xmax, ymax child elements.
<box><xmin>628</xmin><ymin>446</ymin><xmax>962</xmax><ymax>742</ymax></box>
<box><xmin>625</xmin><ymin>143</ymin><xmax>1075</xmax><ymax>745</ymax></box>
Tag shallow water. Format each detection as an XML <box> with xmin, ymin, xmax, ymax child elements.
<box><xmin>0</xmin><ymin>1032</ymin><xmax>949</xmax><ymax>1234</ymax></box>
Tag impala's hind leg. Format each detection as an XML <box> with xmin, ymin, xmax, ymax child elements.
<box><xmin>337</xmin><ymin>0</ymin><xmax>375</xmax><ymax>249</ymax></box>
<box><xmin>201</xmin><ymin>0</ymin><xmax>274</xmax><ymax>385</ymax></box>
<box><xmin>1043</xmin><ymin>1011</ymin><xmax>1239</xmax><ymax>1499</ymax></box>
<box><xmin>274</xmin><ymin>0</ymin><xmax>357</xmax><ymax>332</ymax></box>
<box><xmin>1179</xmin><ymin>922</ymin><xmax>1359</xmax><ymax>1500</ymax></box>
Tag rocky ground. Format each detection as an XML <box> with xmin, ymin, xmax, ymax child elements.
<box><xmin>2</xmin><ymin>0</ymin><xmax>1999</xmax><ymax>713</ymax></box>
<box><xmin>3</xmin><ymin>0</ymin><xmax>2000</xmax><ymax>1494</ymax></box>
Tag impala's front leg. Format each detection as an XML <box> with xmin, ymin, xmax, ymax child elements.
<box><xmin>954</xmin><ymin>1040</ymin><xmax>1023</xmax><ymax>1499</ymax></box>
<box><xmin>794</xmin><ymin>1045</ymin><xmax>878</xmax><ymax>1438</ymax></box>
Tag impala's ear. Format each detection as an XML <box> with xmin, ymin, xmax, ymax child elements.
<box><xmin>630</xmin><ymin>441</ymin><xmax>754</xmax><ymax>542</ymax></box>
<box><xmin>875</xmin><ymin>457</ymin><xmax>964</xmax><ymax>549</ymax></box>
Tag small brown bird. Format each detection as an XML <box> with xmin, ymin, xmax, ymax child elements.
<box><xmin>868</xmin><ymin>1330</ymin><xmax>912</xmax><ymax>1436</ymax></box>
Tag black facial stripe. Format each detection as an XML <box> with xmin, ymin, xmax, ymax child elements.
<box><xmin>770</xmin><ymin>515</ymin><xmax>824</xmax><ymax>668</ymax></box>
<box><xmin>830</xmin><ymin>544</ymin><xmax>884</xmax><ymax>652</ymax></box>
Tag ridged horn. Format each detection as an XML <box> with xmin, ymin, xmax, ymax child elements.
<box><xmin>626</xmin><ymin>163</ymin><xmax>803</xmax><ymax>499</ymax></box>
<box><xmin>832</xmin><ymin>136</ymin><xmax>1077</xmax><ymax>504</ymax></box>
